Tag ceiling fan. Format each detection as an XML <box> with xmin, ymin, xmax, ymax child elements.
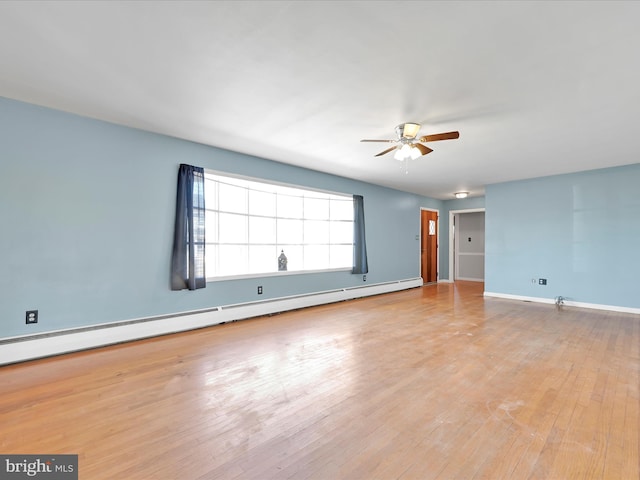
<box><xmin>361</xmin><ymin>123</ymin><xmax>459</xmax><ymax>164</ymax></box>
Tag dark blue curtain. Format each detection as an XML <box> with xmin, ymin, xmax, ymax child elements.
<box><xmin>170</xmin><ymin>164</ymin><xmax>206</xmax><ymax>290</ymax></box>
<box><xmin>352</xmin><ymin>194</ymin><xmax>369</xmax><ymax>274</ymax></box>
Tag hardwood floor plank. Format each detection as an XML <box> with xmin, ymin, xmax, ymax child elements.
<box><xmin>1</xmin><ymin>282</ymin><xmax>638</xmax><ymax>479</ymax></box>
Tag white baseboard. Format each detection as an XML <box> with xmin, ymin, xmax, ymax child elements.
<box><xmin>437</xmin><ymin>278</ymin><xmax>486</xmax><ymax>283</ymax></box>
<box><xmin>0</xmin><ymin>278</ymin><xmax>423</xmax><ymax>366</ymax></box>
<box><xmin>483</xmin><ymin>291</ymin><xmax>640</xmax><ymax>315</ymax></box>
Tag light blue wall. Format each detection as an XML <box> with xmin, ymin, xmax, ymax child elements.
<box><xmin>0</xmin><ymin>97</ymin><xmax>443</xmax><ymax>338</ymax></box>
<box><xmin>485</xmin><ymin>164</ymin><xmax>640</xmax><ymax>308</ymax></box>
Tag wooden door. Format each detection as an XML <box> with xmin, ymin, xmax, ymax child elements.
<box><xmin>421</xmin><ymin>210</ymin><xmax>438</xmax><ymax>284</ymax></box>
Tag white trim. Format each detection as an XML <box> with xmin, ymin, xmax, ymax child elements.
<box><xmin>419</xmin><ymin>207</ymin><xmax>440</xmax><ymax>283</ymax></box>
<box><xmin>204</xmin><ymin>167</ymin><xmax>352</xmax><ymax>198</ymax></box>
<box><xmin>207</xmin><ymin>266</ymin><xmax>351</xmax><ymax>282</ymax></box>
<box><xmin>456</xmin><ymin>277</ymin><xmax>484</xmax><ymax>282</ymax></box>
<box><xmin>0</xmin><ymin>278</ymin><xmax>423</xmax><ymax>366</ymax></box>
<box><xmin>483</xmin><ymin>291</ymin><xmax>640</xmax><ymax>315</ymax></box>
<box><xmin>448</xmin><ymin>208</ymin><xmax>485</xmax><ymax>282</ymax></box>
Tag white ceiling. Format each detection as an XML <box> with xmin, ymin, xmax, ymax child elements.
<box><xmin>1</xmin><ymin>1</ymin><xmax>639</xmax><ymax>199</ymax></box>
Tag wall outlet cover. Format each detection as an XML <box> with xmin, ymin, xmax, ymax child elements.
<box><xmin>26</xmin><ymin>310</ymin><xmax>38</xmax><ymax>324</ymax></box>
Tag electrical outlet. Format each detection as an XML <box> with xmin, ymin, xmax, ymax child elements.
<box><xmin>26</xmin><ymin>310</ymin><xmax>38</xmax><ymax>324</ymax></box>
<box><xmin>539</xmin><ymin>278</ymin><xmax>547</xmax><ymax>285</ymax></box>
<box><xmin>363</xmin><ymin>275</ymin><xmax>367</xmax><ymax>282</ymax></box>
<box><xmin>257</xmin><ymin>286</ymin><xmax>263</xmax><ymax>294</ymax></box>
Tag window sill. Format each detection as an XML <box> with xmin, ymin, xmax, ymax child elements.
<box><xmin>206</xmin><ymin>267</ymin><xmax>352</xmax><ymax>282</ymax></box>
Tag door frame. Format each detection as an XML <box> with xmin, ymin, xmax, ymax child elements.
<box><xmin>448</xmin><ymin>208</ymin><xmax>485</xmax><ymax>282</ymax></box>
<box><xmin>419</xmin><ymin>207</ymin><xmax>440</xmax><ymax>284</ymax></box>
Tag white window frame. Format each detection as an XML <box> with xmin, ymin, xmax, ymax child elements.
<box><xmin>204</xmin><ymin>170</ymin><xmax>354</xmax><ymax>281</ymax></box>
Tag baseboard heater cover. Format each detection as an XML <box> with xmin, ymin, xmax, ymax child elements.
<box><xmin>0</xmin><ymin>278</ymin><xmax>422</xmax><ymax>365</ymax></box>
<box><xmin>483</xmin><ymin>291</ymin><xmax>640</xmax><ymax>315</ymax></box>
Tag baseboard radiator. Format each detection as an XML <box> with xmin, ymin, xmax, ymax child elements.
<box><xmin>0</xmin><ymin>277</ymin><xmax>423</xmax><ymax>366</ymax></box>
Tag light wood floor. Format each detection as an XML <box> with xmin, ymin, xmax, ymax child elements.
<box><xmin>1</xmin><ymin>282</ymin><xmax>639</xmax><ymax>479</ymax></box>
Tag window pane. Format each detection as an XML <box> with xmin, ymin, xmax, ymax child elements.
<box><xmin>304</xmin><ymin>197</ymin><xmax>329</xmax><ymax>220</ymax></box>
<box><xmin>219</xmin><ymin>182</ymin><xmax>247</xmax><ymax>214</ymax></box>
<box><xmin>204</xmin><ymin>171</ymin><xmax>354</xmax><ymax>278</ymax></box>
<box><xmin>277</xmin><ymin>194</ymin><xmax>303</xmax><ymax>218</ymax></box>
<box><xmin>304</xmin><ymin>245</ymin><xmax>329</xmax><ymax>270</ymax></box>
<box><xmin>304</xmin><ymin>220</ymin><xmax>329</xmax><ymax>244</ymax></box>
<box><xmin>205</xmin><ymin>244</ymin><xmax>218</xmax><ymax>274</ymax></box>
<box><xmin>204</xmin><ymin>179</ymin><xmax>218</xmax><ymax>210</ymax></box>
<box><xmin>330</xmin><ymin>220</ymin><xmax>353</xmax><ymax>244</ymax></box>
<box><xmin>330</xmin><ymin>244</ymin><xmax>352</xmax><ymax>268</ymax></box>
<box><xmin>277</xmin><ymin>218</ymin><xmax>303</xmax><ymax>244</ymax></box>
<box><xmin>205</xmin><ymin>211</ymin><xmax>218</xmax><ymax>243</ymax></box>
<box><xmin>249</xmin><ymin>245</ymin><xmax>278</xmax><ymax>274</ymax></box>
<box><xmin>249</xmin><ymin>216</ymin><xmax>276</xmax><ymax>244</ymax></box>
<box><xmin>219</xmin><ymin>245</ymin><xmax>248</xmax><ymax>276</ymax></box>
<box><xmin>278</xmin><ymin>185</ymin><xmax>308</xmax><ymax>197</ymax></box>
<box><xmin>249</xmin><ymin>189</ymin><xmax>276</xmax><ymax>217</ymax></box>
<box><xmin>219</xmin><ymin>213</ymin><xmax>247</xmax><ymax>244</ymax></box>
<box><xmin>330</xmin><ymin>198</ymin><xmax>353</xmax><ymax>220</ymax></box>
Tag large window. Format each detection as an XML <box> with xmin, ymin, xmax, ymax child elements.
<box><xmin>204</xmin><ymin>171</ymin><xmax>354</xmax><ymax>279</ymax></box>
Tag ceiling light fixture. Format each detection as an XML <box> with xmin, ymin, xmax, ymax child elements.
<box><xmin>394</xmin><ymin>144</ymin><xmax>412</xmax><ymax>161</ymax></box>
<box><xmin>362</xmin><ymin>123</ymin><xmax>460</xmax><ymax>175</ymax></box>
<box><xmin>410</xmin><ymin>146</ymin><xmax>422</xmax><ymax>160</ymax></box>
<box><xmin>398</xmin><ymin>122</ymin><xmax>421</xmax><ymax>139</ymax></box>
<box><xmin>454</xmin><ymin>192</ymin><xmax>469</xmax><ymax>199</ymax></box>
<box><xmin>393</xmin><ymin>143</ymin><xmax>423</xmax><ymax>173</ymax></box>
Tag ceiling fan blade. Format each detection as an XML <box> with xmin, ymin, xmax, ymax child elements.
<box><xmin>418</xmin><ymin>131</ymin><xmax>460</xmax><ymax>142</ymax></box>
<box><xmin>361</xmin><ymin>139</ymin><xmax>394</xmax><ymax>143</ymax></box>
<box><xmin>374</xmin><ymin>146</ymin><xmax>398</xmax><ymax>157</ymax></box>
<box><xmin>413</xmin><ymin>143</ymin><xmax>433</xmax><ymax>156</ymax></box>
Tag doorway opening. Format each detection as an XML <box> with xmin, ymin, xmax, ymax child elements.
<box><xmin>448</xmin><ymin>208</ymin><xmax>485</xmax><ymax>282</ymax></box>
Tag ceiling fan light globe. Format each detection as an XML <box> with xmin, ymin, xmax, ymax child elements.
<box><xmin>400</xmin><ymin>144</ymin><xmax>412</xmax><ymax>156</ymax></box>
